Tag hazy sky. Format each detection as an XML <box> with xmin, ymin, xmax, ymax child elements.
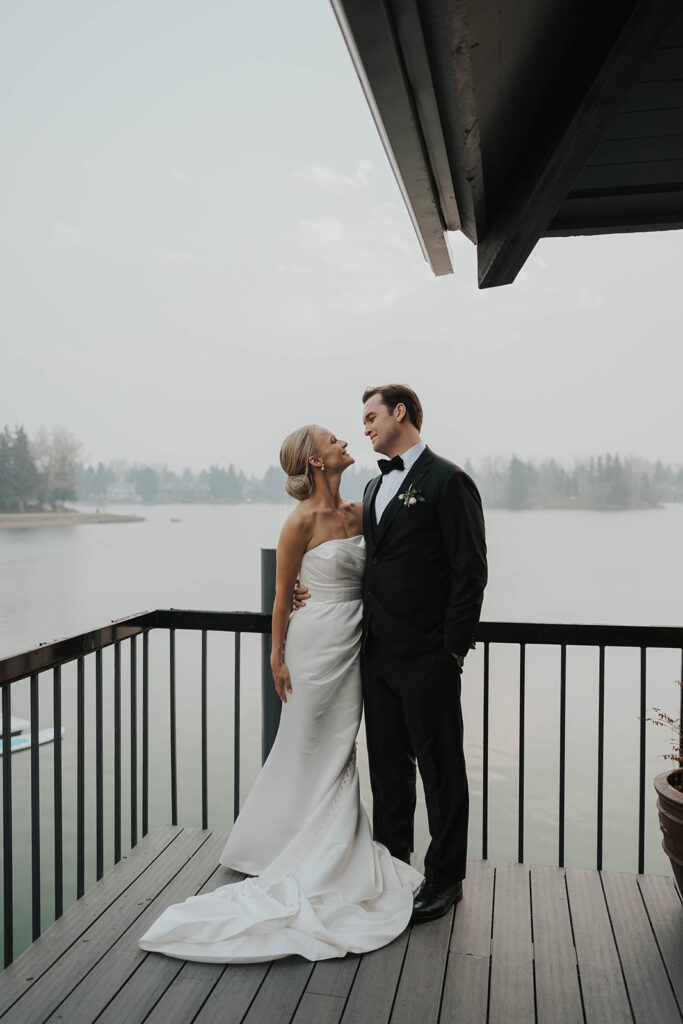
<box><xmin>2</xmin><ymin>0</ymin><xmax>681</xmax><ymax>473</ymax></box>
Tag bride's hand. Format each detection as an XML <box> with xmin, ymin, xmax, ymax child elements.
<box><xmin>272</xmin><ymin>661</ymin><xmax>293</xmax><ymax>702</ymax></box>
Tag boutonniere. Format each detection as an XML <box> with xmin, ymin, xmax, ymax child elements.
<box><xmin>397</xmin><ymin>484</ymin><xmax>426</xmax><ymax>508</ymax></box>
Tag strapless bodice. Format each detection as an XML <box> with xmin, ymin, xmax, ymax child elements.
<box><xmin>298</xmin><ymin>535</ymin><xmax>365</xmax><ymax>604</ymax></box>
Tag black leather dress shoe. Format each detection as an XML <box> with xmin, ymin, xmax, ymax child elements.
<box><xmin>411</xmin><ymin>879</ymin><xmax>463</xmax><ymax>923</ymax></box>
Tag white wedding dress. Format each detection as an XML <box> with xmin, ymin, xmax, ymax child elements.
<box><xmin>138</xmin><ymin>535</ymin><xmax>422</xmax><ymax>963</ymax></box>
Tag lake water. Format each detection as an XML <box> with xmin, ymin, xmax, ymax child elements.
<box><xmin>1</xmin><ymin>501</ymin><xmax>681</xmax><ymax>958</ymax></box>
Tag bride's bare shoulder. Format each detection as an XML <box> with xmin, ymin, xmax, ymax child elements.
<box><xmin>279</xmin><ymin>503</ymin><xmax>316</xmax><ymax>545</ymax></box>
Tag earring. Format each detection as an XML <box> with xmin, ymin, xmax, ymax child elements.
<box><xmin>320</xmin><ymin>462</ymin><xmax>326</xmax><ymax>471</ymax></box>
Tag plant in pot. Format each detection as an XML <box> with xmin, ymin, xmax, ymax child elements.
<box><xmin>648</xmin><ymin>680</ymin><xmax>683</xmax><ymax>896</ymax></box>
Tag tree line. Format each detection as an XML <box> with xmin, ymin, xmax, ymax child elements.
<box><xmin>470</xmin><ymin>454</ymin><xmax>683</xmax><ymax>510</ymax></box>
<box><xmin>3</xmin><ymin>426</ymin><xmax>681</xmax><ymax>512</ymax></box>
<box><xmin>79</xmin><ymin>453</ymin><xmax>683</xmax><ymax>509</ymax></box>
<box><xmin>0</xmin><ymin>426</ymin><xmax>81</xmax><ymax>511</ymax></box>
<box><xmin>76</xmin><ymin>460</ymin><xmax>378</xmax><ymax>504</ymax></box>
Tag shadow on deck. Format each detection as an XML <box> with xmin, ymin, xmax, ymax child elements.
<box><xmin>1</xmin><ymin>825</ymin><xmax>682</xmax><ymax>1024</ymax></box>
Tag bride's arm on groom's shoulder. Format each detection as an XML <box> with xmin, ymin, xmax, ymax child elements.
<box><xmin>271</xmin><ymin>513</ymin><xmax>312</xmax><ymax>702</ymax></box>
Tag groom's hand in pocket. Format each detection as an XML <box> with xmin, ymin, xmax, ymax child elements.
<box><xmin>292</xmin><ymin>578</ymin><xmax>311</xmax><ymax>609</ymax></box>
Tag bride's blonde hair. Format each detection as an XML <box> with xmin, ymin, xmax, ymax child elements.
<box><xmin>279</xmin><ymin>425</ymin><xmax>320</xmax><ymax>500</ymax></box>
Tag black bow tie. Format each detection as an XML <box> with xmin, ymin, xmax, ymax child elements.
<box><xmin>378</xmin><ymin>455</ymin><xmax>405</xmax><ymax>475</ymax></box>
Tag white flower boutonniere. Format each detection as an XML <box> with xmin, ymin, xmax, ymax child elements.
<box><xmin>397</xmin><ymin>484</ymin><xmax>426</xmax><ymax>508</ymax></box>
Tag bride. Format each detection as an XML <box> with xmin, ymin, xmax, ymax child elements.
<box><xmin>138</xmin><ymin>425</ymin><xmax>422</xmax><ymax>963</ymax></box>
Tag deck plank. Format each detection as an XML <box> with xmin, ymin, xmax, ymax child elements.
<box><xmin>292</xmin><ymin>992</ymin><xmax>347</xmax><ymax>1024</ymax></box>
<box><xmin>0</xmin><ymin>824</ymin><xmax>180</xmax><ymax>1018</ymax></box>
<box><xmin>440</xmin><ymin>859</ymin><xmax>494</xmax><ymax>1024</ymax></box>
<box><xmin>39</xmin><ymin>830</ymin><xmax>230</xmax><ymax>1024</ymax></box>
<box><xmin>565</xmin><ymin>867</ymin><xmax>631</xmax><ymax>1024</ymax></box>
<box><xmin>41</xmin><ymin>829</ymin><xmax>227</xmax><ymax>1024</ymax></box>
<box><xmin>191</xmin><ymin>964</ymin><xmax>271</xmax><ymax>1024</ymax></box>
<box><xmin>340</xmin><ymin>931</ymin><xmax>410</xmax><ymax>1024</ymax></box>
<box><xmin>100</xmin><ymin>858</ymin><xmax>245</xmax><ymax>1024</ymax></box>
<box><xmin>1</xmin><ymin>826</ymin><xmax>213</xmax><ymax>1024</ymax></box>
<box><xmin>305</xmin><ymin>955</ymin><xmax>359</xmax><ymax>998</ymax></box>
<box><xmin>487</xmin><ymin>862</ymin><xmax>534</xmax><ymax>1024</ymax></box>
<box><xmin>142</xmin><ymin>960</ymin><xmax>226</xmax><ymax>1024</ymax></box>
<box><xmin>390</xmin><ymin>911</ymin><xmax>453</xmax><ymax>1024</ymax></box>
<box><xmin>531</xmin><ymin>865</ymin><xmax>583</xmax><ymax>1024</ymax></box>
<box><xmin>602</xmin><ymin>869</ymin><xmax>681</xmax><ymax>1024</ymax></box>
<box><xmin>241</xmin><ymin>959</ymin><xmax>314</xmax><ymax>1024</ymax></box>
<box><xmin>5</xmin><ymin>849</ymin><xmax>683</xmax><ymax>1024</ymax></box>
<box><xmin>637</xmin><ymin>873</ymin><xmax>683</xmax><ymax>1010</ymax></box>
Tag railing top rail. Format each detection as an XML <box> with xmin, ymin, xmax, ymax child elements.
<box><xmin>1</xmin><ymin>610</ymin><xmax>681</xmax><ymax>687</ymax></box>
<box><xmin>0</xmin><ymin>609</ymin><xmax>272</xmax><ymax>686</ymax></box>
<box><xmin>477</xmin><ymin>621</ymin><xmax>683</xmax><ymax>648</ymax></box>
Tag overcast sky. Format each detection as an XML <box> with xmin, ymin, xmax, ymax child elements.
<box><xmin>2</xmin><ymin>0</ymin><xmax>681</xmax><ymax>474</ymax></box>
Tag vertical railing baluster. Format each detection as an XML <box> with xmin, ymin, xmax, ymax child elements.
<box><xmin>114</xmin><ymin>642</ymin><xmax>122</xmax><ymax>864</ymax></box>
<box><xmin>53</xmin><ymin>667</ymin><xmax>63</xmax><ymax>917</ymax></box>
<box><xmin>558</xmin><ymin>644</ymin><xmax>567</xmax><ymax>868</ymax></box>
<box><xmin>201</xmin><ymin>630</ymin><xmax>208</xmax><ymax>830</ymax></box>
<box><xmin>77</xmin><ymin>658</ymin><xmax>85</xmax><ymax>898</ymax></box>
<box><xmin>482</xmin><ymin>641</ymin><xmax>489</xmax><ymax>860</ymax></box>
<box><xmin>130</xmin><ymin>636</ymin><xmax>137</xmax><ymax>848</ymax></box>
<box><xmin>30</xmin><ymin>673</ymin><xmax>41</xmax><ymax>939</ymax></box>
<box><xmin>142</xmin><ymin>631</ymin><xmax>149</xmax><ymax>837</ymax></box>
<box><xmin>2</xmin><ymin>683</ymin><xmax>13</xmax><ymax>966</ymax></box>
<box><xmin>234</xmin><ymin>632</ymin><xmax>241</xmax><ymax>822</ymax></box>
<box><xmin>95</xmin><ymin>651</ymin><xmax>103</xmax><ymax>880</ymax></box>
<box><xmin>638</xmin><ymin>646</ymin><xmax>647</xmax><ymax>874</ymax></box>
<box><xmin>170</xmin><ymin>629</ymin><xmax>177</xmax><ymax>826</ymax></box>
<box><xmin>597</xmin><ymin>645</ymin><xmax>605</xmax><ymax>871</ymax></box>
<box><xmin>679</xmin><ymin>648</ymin><xmax>683</xmax><ymax>769</ymax></box>
<box><xmin>518</xmin><ymin>643</ymin><xmax>526</xmax><ymax>864</ymax></box>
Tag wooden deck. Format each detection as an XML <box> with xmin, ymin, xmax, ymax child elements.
<box><xmin>1</xmin><ymin>825</ymin><xmax>682</xmax><ymax>1024</ymax></box>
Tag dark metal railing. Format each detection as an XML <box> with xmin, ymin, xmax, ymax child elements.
<box><xmin>1</xmin><ymin>595</ymin><xmax>681</xmax><ymax>968</ymax></box>
<box><xmin>475</xmin><ymin>622</ymin><xmax>683</xmax><ymax>874</ymax></box>
<box><xmin>0</xmin><ymin>605</ymin><xmax>271</xmax><ymax>968</ymax></box>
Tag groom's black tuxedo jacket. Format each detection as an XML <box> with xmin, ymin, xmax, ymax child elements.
<box><xmin>361</xmin><ymin>447</ymin><xmax>487</xmax><ymax>659</ymax></box>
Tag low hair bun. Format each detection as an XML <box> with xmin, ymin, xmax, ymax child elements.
<box><xmin>285</xmin><ymin>473</ymin><xmax>314</xmax><ymax>501</ymax></box>
<box><xmin>279</xmin><ymin>425</ymin><xmax>319</xmax><ymax>502</ymax></box>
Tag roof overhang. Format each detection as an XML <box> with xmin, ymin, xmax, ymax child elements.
<box><xmin>332</xmin><ymin>0</ymin><xmax>683</xmax><ymax>287</ymax></box>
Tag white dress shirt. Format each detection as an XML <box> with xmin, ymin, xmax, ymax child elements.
<box><xmin>374</xmin><ymin>441</ymin><xmax>427</xmax><ymax>522</ymax></box>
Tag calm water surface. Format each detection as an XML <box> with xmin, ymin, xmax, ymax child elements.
<box><xmin>1</xmin><ymin>501</ymin><xmax>681</xmax><ymax>958</ymax></box>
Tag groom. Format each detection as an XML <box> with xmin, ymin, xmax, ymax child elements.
<box><xmin>360</xmin><ymin>384</ymin><xmax>487</xmax><ymax>922</ymax></box>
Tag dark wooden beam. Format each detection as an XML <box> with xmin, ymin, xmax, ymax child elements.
<box><xmin>331</xmin><ymin>0</ymin><xmax>454</xmax><ymax>275</ymax></box>
<box><xmin>476</xmin><ymin>0</ymin><xmax>681</xmax><ymax>289</ymax></box>
<box><xmin>544</xmin><ymin>214</ymin><xmax>683</xmax><ymax>237</ymax></box>
<box><xmin>417</xmin><ymin>0</ymin><xmax>487</xmax><ymax>244</ymax></box>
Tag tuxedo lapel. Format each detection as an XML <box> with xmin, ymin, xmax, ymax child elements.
<box><xmin>373</xmin><ymin>447</ymin><xmax>434</xmax><ymax>550</ymax></box>
<box><xmin>363</xmin><ymin>475</ymin><xmax>382</xmax><ymax>550</ymax></box>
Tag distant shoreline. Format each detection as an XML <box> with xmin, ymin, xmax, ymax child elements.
<box><xmin>0</xmin><ymin>511</ymin><xmax>145</xmax><ymax>530</ymax></box>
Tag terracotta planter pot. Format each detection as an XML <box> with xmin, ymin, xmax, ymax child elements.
<box><xmin>654</xmin><ymin>768</ymin><xmax>683</xmax><ymax>896</ymax></box>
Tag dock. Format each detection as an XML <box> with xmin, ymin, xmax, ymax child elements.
<box><xmin>1</xmin><ymin>824</ymin><xmax>681</xmax><ymax>1023</ymax></box>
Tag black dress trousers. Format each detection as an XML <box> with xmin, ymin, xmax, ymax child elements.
<box><xmin>361</xmin><ymin>633</ymin><xmax>469</xmax><ymax>887</ymax></box>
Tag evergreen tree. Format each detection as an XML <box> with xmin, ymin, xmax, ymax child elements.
<box><xmin>0</xmin><ymin>428</ymin><xmax>13</xmax><ymax>510</ymax></box>
<box><xmin>127</xmin><ymin>466</ymin><xmax>159</xmax><ymax>502</ymax></box>
<box><xmin>262</xmin><ymin>465</ymin><xmax>287</xmax><ymax>501</ymax></box>
<box><xmin>608</xmin><ymin>455</ymin><xmax>628</xmax><ymax>506</ymax></box>
<box><xmin>507</xmin><ymin>457</ymin><xmax>535</xmax><ymax>509</ymax></box>
<box><xmin>12</xmin><ymin>426</ymin><xmax>39</xmax><ymax>510</ymax></box>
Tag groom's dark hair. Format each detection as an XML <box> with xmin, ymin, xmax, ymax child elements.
<box><xmin>362</xmin><ymin>384</ymin><xmax>423</xmax><ymax>431</ymax></box>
